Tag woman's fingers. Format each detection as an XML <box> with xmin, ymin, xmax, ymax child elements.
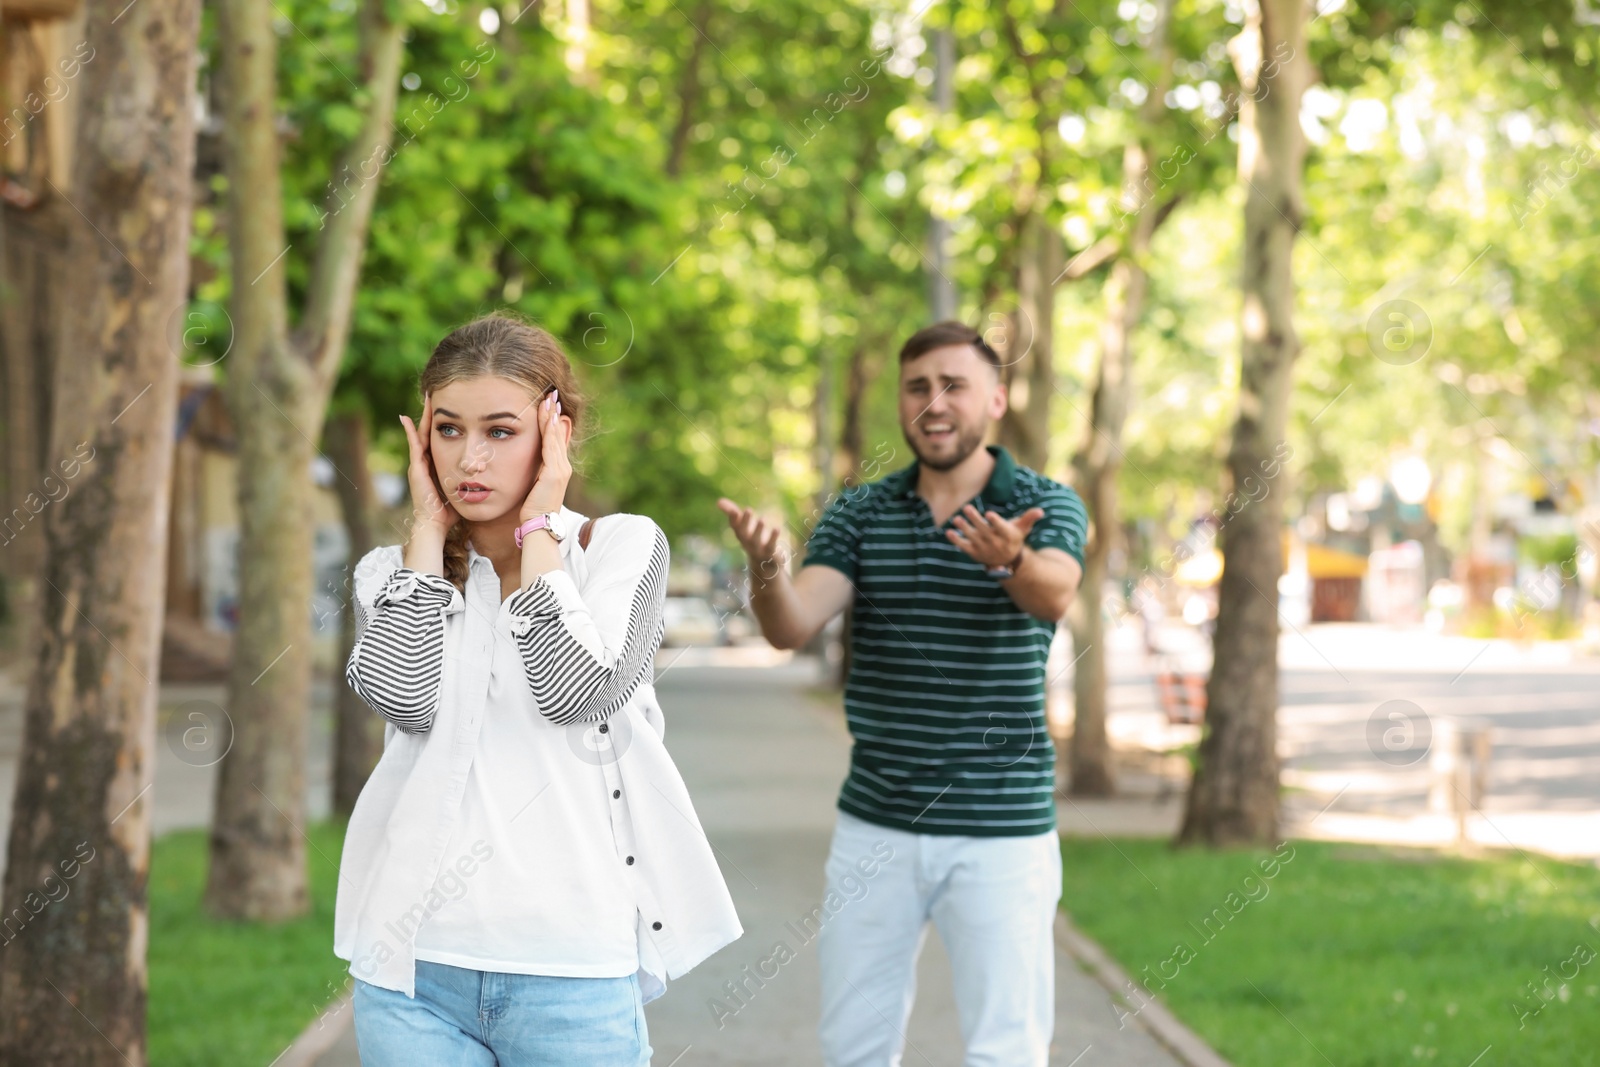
<box><xmin>418</xmin><ymin>394</ymin><xmax>433</xmax><ymax>459</ymax></box>
<box><xmin>542</xmin><ymin>391</ymin><xmax>569</xmax><ymax>473</ymax></box>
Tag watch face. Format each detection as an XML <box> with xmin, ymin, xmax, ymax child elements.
<box><xmin>545</xmin><ymin>512</ymin><xmax>567</xmax><ymax>540</ymax></box>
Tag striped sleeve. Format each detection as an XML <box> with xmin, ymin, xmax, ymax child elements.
<box><xmin>802</xmin><ymin>482</ymin><xmax>875</xmax><ymax>580</ymax></box>
<box><xmin>1023</xmin><ymin>479</ymin><xmax>1090</xmax><ymax>568</ymax></box>
<box><xmin>502</xmin><ymin>515</ymin><xmax>668</xmax><ymax>726</ymax></box>
<box><xmin>344</xmin><ymin>552</ymin><xmax>460</xmax><ymax>734</ymax></box>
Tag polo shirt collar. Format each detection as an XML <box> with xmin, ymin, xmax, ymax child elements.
<box><xmin>896</xmin><ymin>444</ymin><xmax>1017</xmax><ymax>507</ymax></box>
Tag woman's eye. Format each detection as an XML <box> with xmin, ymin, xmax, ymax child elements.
<box><xmin>437</xmin><ymin>425</ymin><xmax>458</xmax><ymax>437</ymax></box>
<box><xmin>489</xmin><ymin>427</ymin><xmax>512</xmax><ymax>439</ymax></box>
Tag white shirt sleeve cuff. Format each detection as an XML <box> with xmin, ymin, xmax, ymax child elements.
<box><xmin>500</xmin><ymin>568</ymin><xmax>587</xmax><ymax>634</ymax></box>
<box><xmin>376</xmin><ymin>568</ymin><xmax>461</xmax><ymax>613</ymax></box>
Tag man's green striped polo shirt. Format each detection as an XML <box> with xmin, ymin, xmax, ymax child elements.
<box><xmin>803</xmin><ymin>445</ymin><xmax>1089</xmax><ymax>837</ymax></box>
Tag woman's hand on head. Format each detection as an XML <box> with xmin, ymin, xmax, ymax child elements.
<box><xmin>400</xmin><ymin>392</ymin><xmax>461</xmax><ymax>539</ymax></box>
<box><xmin>521</xmin><ymin>389</ymin><xmax>573</xmax><ymax>520</ymax></box>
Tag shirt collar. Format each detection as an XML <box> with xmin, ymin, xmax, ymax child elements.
<box><xmin>464</xmin><ymin>507</ymin><xmax>579</xmax><ymax>568</ymax></box>
<box><xmin>894</xmin><ymin>444</ymin><xmax>1017</xmax><ymax>508</ymax></box>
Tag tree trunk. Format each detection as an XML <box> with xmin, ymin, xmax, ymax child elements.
<box><xmin>838</xmin><ymin>341</ymin><xmax>874</xmax><ymax>479</ymax></box>
<box><xmin>997</xmin><ymin>212</ymin><xmax>1060</xmax><ymax>472</ymax></box>
<box><xmin>326</xmin><ymin>407</ymin><xmax>381</xmax><ymax>816</ymax></box>
<box><xmin>0</xmin><ymin>1</ymin><xmax>199</xmax><ymax>1062</ymax></box>
<box><xmin>664</xmin><ymin>1</ymin><xmax>710</xmax><ymax>178</ymax></box>
<box><xmin>0</xmin><ymin>200</ymin><xmax>67</xmax><ymax>650</ymax></box>
<box><xmin>207</xmin><ymin>0</ymin><xmax>404</xmax><ymax>919</ymax></box>
<box><xmin>1177</xmin><ymin>0</ymin><xmax>1309</xmax><ymax>847</ymax></box>
<box><xmin>1066</xmin><ymin>256</ymin><xmax>1150</xmax><ymax>797</ymax></box>
<box><xmin>926</xmin><ymin>28</ymin><xmax>956</xmax><ymax>321</ymax></box>
<box><xmin>813</xmin><ymin>345</ymin><xmax>837</xmax><ymax>513</ymax></box>
<box><xmin>1065</xmin><ymin>0</ymin><xmax>1176</xmax><ymax>798</ymax></box>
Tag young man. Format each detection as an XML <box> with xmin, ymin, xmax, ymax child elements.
<box><xmin>717</xmin><ymin>321</ymin><xmax>1088</xmax><ymax>1066</ymax></box>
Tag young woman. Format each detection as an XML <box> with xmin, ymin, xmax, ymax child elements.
<box><xmin>334</xmin><ymin>313</ymin><xmax>741</xmax><ymax>1065</ymax></box>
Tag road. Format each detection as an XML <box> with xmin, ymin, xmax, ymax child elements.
<box><xmin>1085</xmin><ymin>621</ymin><xmax>1600</xmax><ymax>857</ymax></box>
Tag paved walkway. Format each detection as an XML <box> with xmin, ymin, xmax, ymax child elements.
<box><xmin>308</xmin><ymin>655</ymin><xmax>1192</xmax><ymax>1067</ymax></box>
<box><xmin>7</xmin><ymin>620</ymin><xmax>1592</xmax><ymax>1063</ymax></box>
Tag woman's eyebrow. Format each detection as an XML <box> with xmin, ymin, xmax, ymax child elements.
<box><xmin>432</xmin><ymin>408</ymin><xmax>522</xmax><ymax>421</ymax></box>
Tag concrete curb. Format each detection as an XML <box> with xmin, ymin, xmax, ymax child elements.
<box><xmin>269</xmin><ymin>990</ymin><xmax>353</xmax><ymax>1067</ymax></box>
<box><xmin>1054</xmin><ymin>912</ymin><xmax>1234</xmax><ymax>1067</ymax></box>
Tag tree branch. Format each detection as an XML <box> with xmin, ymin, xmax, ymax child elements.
<box><xmin>215</xmin><ymin>0</ymin><xmax>291</xmax><ymax>391</ymax></box>
<box><xmin>294</xmin><ymin>0</ymin><xmax>406</xmax><ymax>387</ymax></box>
<box><xmin>666</xmin><ymin>1</ymin><xmax>711</xmax><ymax>178</ymax></box>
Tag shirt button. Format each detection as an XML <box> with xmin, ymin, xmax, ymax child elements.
<box><xmin>626</xmin><ymin>856</ymin><xmax>635</xmax><ymax>865</ymax></box>
<box><xmin>652</xmin><ymin>921</ymin><xmax>662</xmax><ymax>931</ymax></box>
<box><xmin>612</xmin><ymin>789</ymin><xmax>621</xmax><ymax>799</ymax></box>
<box><xmin>598</xmin><ymin>723</ymin><xmax>609</xmax><ymax>734</ymax></box>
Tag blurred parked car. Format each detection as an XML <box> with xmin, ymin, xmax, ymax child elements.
<box><xmin>662</xmin><ymin>596</ymin><xmax>722</xmax><ymax>647</ymax></box>
<box><xmin>722</xmin><ymin>610</ymin><xmax>756</xmax><ymax>644</ymax></box>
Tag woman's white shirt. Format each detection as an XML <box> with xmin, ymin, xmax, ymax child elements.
<box><xmin>408</xmin><ymin>532</ymin><xmax>639</xmax><ymax>976</ymax></box>
<box><xmin>334</xmin><ymin>507</ymin><xmax>742</xmax><ymax>1001</ymax></box>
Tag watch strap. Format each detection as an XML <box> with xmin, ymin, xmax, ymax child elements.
<box><xmin>514</xmin><ymin>513</ymin><xmax>559</xmax><ymax>547</ymax></box>
<box><xmin>985</xmin><ymin>547</ymin><xmax>1025</xmax><ymax>579</ymax></box>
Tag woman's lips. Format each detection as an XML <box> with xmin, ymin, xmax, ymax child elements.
<box><xmin>456</xmin><ymin>484</ymin><xmax>491</xmax><ymax>503</ymax></box>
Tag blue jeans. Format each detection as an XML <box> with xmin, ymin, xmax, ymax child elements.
<box><xmin>353</xmin><ymin>959</ymin><xmax>651</xmax><ymax>1066</ymax></box>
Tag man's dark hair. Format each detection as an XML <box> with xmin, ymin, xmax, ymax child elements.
<box><xmin>897</xmin><ymin>321</ymin><xmax>1002</xmax><ymax>370</ymax></box>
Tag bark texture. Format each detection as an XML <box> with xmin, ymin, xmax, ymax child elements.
<box><xmin>326</xmin><ymin>407</ymin><xmax>381</xmax><ymax>817</ymax></box>
<box><xmin>206</xmin><ymin>0</ymin><xmax>404</xmax><ymax>918</ymax></box>
<box><xmin>1065</xmin><ymin>0</ymin><xmax>1176</xmax><ymax>797</ymax></box>
<box><xmin>0</xmin><ymin>0</ymin><xmax>200</xmax><ymax>1062</ymax></box>
<box><xmin>1177</xmin><ymin>0</ymin><xmax>1309</xmax><ymax>847</ymax></box>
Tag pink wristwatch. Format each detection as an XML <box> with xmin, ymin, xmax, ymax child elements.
<box><xmin>514</xmin><ymin>512</ymin><xmax>567</xmax><ymax>547</ymax></box>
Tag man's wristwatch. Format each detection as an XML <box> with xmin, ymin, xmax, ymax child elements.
<box><xmin>514</xmin><ymin>511</ymin><xmax>567</xmax><ymax>547</ymax></box>
<box><xmin>985</xmin><ymin>547</ymin><xmax>1025</xmax><ymax>580</ymax></box>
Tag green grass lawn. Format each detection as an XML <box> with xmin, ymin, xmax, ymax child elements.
<box><xmin>1061</xmin><ymin>838</ymin><xmax>1600</xmax><ymax>1067</ymax></box>
<box><xmin>149</xmin><ymin>821</ymin><xmax>351</xmax><ymax>1066</ymax></box>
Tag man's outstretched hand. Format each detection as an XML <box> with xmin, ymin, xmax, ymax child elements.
<box><xmin>717</xmin><ymin>498</ymin><xmax>789</xmax><ymax>581</ymax></box>
<box><xmin>946</xmin><ymin>504</ymin><xmax>1044</xmax><ymax>569</ymax></box>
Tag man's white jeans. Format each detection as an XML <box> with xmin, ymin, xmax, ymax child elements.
<box><xmin>817</xmin><ymin>809</ymin><xmax>1063</xmax><ymax>1067</ymax></box>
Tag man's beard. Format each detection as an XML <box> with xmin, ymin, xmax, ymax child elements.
<box><xmin>903</xmin><ymin>420</ymin><xmax>986</xmax><ymax>472</ymax></box>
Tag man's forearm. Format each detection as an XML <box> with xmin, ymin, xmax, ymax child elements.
<box><xmin>747</xmin><ymin>562</ymin><xmax>816</xmax><ymax>650</ymax></box>
<box><xmin>999</xmin><ymin>547</ymin><xmax>1080</xmax><ymax>622</ymax></box>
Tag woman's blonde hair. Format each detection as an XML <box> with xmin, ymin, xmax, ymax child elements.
<box><xmin>417</xmin><ymin>312</ymin><xmax>585</xmax><ymax>591</ymax></box>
